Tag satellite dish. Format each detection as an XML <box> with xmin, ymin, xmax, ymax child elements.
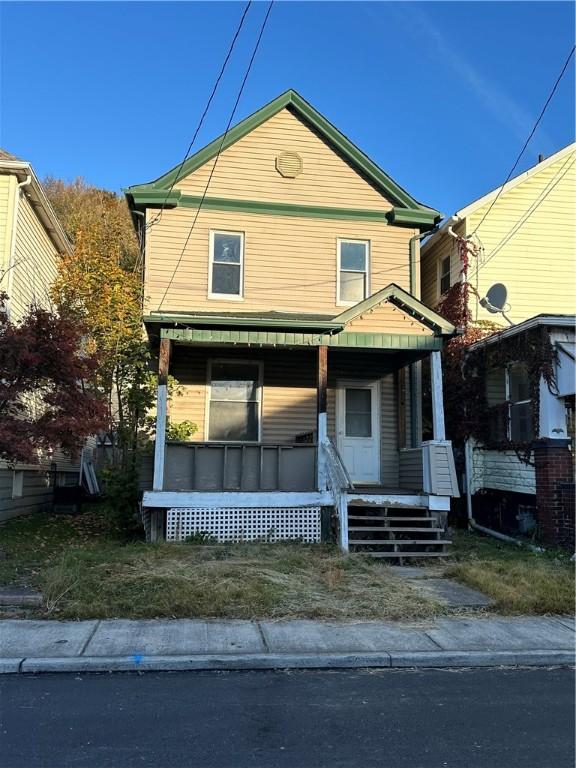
<box><xmin>480</xmin><ymin>283</ymin><xmax>508</xmax><ymax>314</ymax></box>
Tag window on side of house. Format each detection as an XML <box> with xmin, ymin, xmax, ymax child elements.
<box><xmin>439</xmin><ymin>255</ymin><xmax>451</xmax><ymax>296</ymax></box>
<box><xmin>209</xmin><ymin>231</ymin><xmax>244</xmax><ymax>298</ymax></box>
<box><xmin>208</xmin><ymin>361</ymin><xmax>261</xmax><ymax>442</ymax></box>
<box><xmin>508</xmin><ymin>362</ymin><xmax>533</xmax><ymax>443</ymax></box>
<box><xmin>337</xmin><ymin>239</ymin><xmax>369</xmax><ymax>304</ymax></box>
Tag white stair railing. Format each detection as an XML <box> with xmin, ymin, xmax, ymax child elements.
<box><xmin>321</xmin><ymin>438</ymin><xmax>354</xmax><ymax>552</ymax></box>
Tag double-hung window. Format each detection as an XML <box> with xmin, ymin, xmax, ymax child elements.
<box><xmin>208</xmin><ymin>361</ymin><xmax>261</xmax><ymax>442</ymax></box>
<box><xmin>209</xmin><ymin>231</ymin><xmax>244</xmax><ymax>299</ymax></box>
<box><xmin>439</xmin><ymin>256</ymin><xmax>451</xmax><ymax>296</ymax></box>
<box><xmin>508</xmin><ymin>363</ymin><xmax>533</xmax><ymax>442</ymax></box>
<box><xmin>337</xmin><ymin>239</ymin><xmax>369</xmax><ymax>304</ymax></box>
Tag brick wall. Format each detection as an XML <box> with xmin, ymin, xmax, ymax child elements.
<box><xmin>533</xmin><ymin>440</ymin><xmax>575</xmax><ymax>551</ymax></box>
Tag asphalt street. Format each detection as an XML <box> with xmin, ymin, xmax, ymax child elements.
<box><xmin>0</xmin><ymin>667</ymin><xmax>573</xmax><ymax>768</ymax></box>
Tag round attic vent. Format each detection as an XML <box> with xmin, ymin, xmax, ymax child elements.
<box><xmin>276</xmin><ymin>151</ymin><xmax>303</xmax><ymax>178</ymax></box>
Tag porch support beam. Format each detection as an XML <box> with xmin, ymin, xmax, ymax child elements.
<box><xmin>430</xmin><ymin>350</ymin><xmax>446</xmax><ymax>441</ymax></box>
<box><xmin>317</xmin><ymin>345</ymin><xmax>328</xmax><ymax>491</ymax></box>
<box><xmin>153</xmin><ymin>338</ymin><xmax>171</xmax><ymax>491</ymax></box>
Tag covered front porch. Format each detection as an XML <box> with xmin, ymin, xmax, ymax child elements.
<box><xmin>142</xmin><ymin>287</ymin><xmax>459</xmax><ymax>553</ymax></box>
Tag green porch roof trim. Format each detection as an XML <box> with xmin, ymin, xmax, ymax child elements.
<box><xmin>161</xmin><ymin>327</ymin><xmax>443</xmax><ymax>351</ymax></box>
<box><xmin>125</xmin><ymin>90</ymin><xmax>440</xmax><ymax>219</ymax></box>
<box><xmin>334</xmin><ymin>283</ymin><xmax>457</xmax><ymax>336</ymax></box>
<box><xmin>144</xmin><ymin>312</ymin><xmax>343</xmax><ymax>331</ymax></box>
<box><xmin>127</xmin><ymin>190</ymin><xmax>437</xmax><ymax>228</ymax></box>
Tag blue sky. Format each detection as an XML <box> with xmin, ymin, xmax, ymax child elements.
<box><xmin>1</xmin><ymin>1</ymin><xmax>574</xmax><ymax>215</ymax></box>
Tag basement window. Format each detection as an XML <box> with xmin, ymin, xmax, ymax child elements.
<box><xmin>209</xmin><ymin>231</ymin><xmax>244</xmax><ymax>299</ymax></box>
<box><xmin>337</xmin><ymin>239</ymin><xmax>369</xmax><ymax>304</ymax></box>
<box><xmin>208</xmin><ymin>360</ymin><xmax>261</xmax><ymax>442</ymax></box>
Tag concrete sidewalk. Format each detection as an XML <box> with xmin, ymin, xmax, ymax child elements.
<box><xmin>0</xmin><ymin>616</ymin><xmax>573</xmax><ymax>673</ymax></box>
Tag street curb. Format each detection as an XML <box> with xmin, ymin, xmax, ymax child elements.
<box><xmin>1</xmin><ymin>649</ymin><xmax>573</xmax><ymax>674</ymax></box>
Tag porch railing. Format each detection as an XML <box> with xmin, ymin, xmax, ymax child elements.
<box><xmin>321</xmin><ymin>437</ymin><xmax>354</xmax><ymax>552</ymax></box>
<box><xmin>162</xmin><ymin>441</ymin><xmax>317</xmax><ymax>492</ymax></box>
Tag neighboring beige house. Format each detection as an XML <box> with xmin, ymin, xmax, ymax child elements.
<box><xmin>126</xmin><ymin>90</ymin><xmax>460</xmax><ymax>557</ymax></box>
<box><xmin>0</xmin><ymin>149</ymin><xmax>76</xmax><ymax>521</ymax></box>
<box><xmin>421</xmin><ymin>142</ymin><xmax>576</xmax><ymax>323</ymax></box>
<box><xmin>420</xmin><ymin>144</ymin><xmax>576</xmax><ymax>548</ymax></box>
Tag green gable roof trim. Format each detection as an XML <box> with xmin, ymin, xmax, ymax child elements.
<box><xmin>334</xmin><ymin>283</ymin><xmax>457</xmax><ymax>336</ymax></box>
<box><xmin>126</xmin><ymin>89</ymin><xmax>441</xmax><ymax>225</ymax></box>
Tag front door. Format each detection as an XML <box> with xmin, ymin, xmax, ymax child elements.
<box><xmin>336</xmin><ymin>381</ymin><xmax>380</xmax><ymax>484</ymax></box>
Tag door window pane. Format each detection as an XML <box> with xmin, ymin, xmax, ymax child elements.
<box><xmin>345</xmin><ymin>388</ymin><xmax>372</xmax><ymax>437</ymax></box>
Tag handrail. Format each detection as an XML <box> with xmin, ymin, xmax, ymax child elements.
<box><xmin>321</xmin><ymin>437</ymin><xmax>352</xmax><ymax>552</ymax></box>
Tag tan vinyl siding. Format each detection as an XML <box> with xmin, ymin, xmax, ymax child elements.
<box><xmin>467</xmin><ymin>150</ymin><xmax>576</xmax><ymax>323</ymax></box>
<box><xmin>145</xmin><ymin>206</ymin><xmax>414</xmax><ymax>315</ymax></box>
<box><xmin>10</xmin><ymin>191</ymin><xmax>58</xmax><ymax>322</ymax></box>
<box><xmin>177</xmin><ymin>108</ymin><xmax>393</xmax><ymax>210</ymax></box>
<box><xmin>0</xmin><ymin>467</ymin><xmax>53</xmax><ymax>522</ymax></box>
<box><xmin>345</xmin><ymin>302</ymin><xmax>433</xmax><ymax>335</ymax></box>
<box><xmin>0</xmin><ymin>174</ymin><xmax>15</xmax><ymax>278</ymax></box>
<box><xmin>420</xmin><ymin>220</ymin><xmax>465</xmax><ymax>308</ymax></box>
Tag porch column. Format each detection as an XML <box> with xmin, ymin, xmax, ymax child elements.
<box><xmin>430</xmin><ymin>350</ymin><xmax>446</xmax><ymax>441</ymax></box>
<box><xmin>153</xmin><ymin>337</ymin><xmax>171</xmax><ymax>491</ymax></box>
<box><xmin>317</xmin><ymin>345</ymin><xmax>328</xmax><ymax>491</ymax></box>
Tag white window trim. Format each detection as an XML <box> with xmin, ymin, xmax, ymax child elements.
<box><xmin>336</xmin><ymin>238</ymin><xmax>370</xmax><ymax>306</ymax></box>
<box><xmin>438</xmin><ymin>255</ymin><xmax>451</xmax><ymax>299</ymax></box>
<box><xmin>208</xmin><ymin>230</ymin><xmax>245</xmax><ymax>301</ymax></box>
<box><xmin>205</xmin><ymin>358</ymin><xmax>263</xmax><ymax>443</ymax></box>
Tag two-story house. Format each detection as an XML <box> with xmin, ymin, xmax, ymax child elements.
<box><xmin>0</xmin><ymin>148</ymin><xmax>79</xmax><ymax>520</ymax></box>
<box><xmin>420</xmin><ymin>144</ymin><xmax>575</xmax><ymax>548</ymax></box>
<box><xmin>126</xmin><ymin>90</ymin><xmax>460</xmax><ymax>557</ymax></box>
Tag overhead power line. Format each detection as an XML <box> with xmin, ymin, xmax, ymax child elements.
<box><xmin>471</xmin><ymin>44</ymin><xmax>575</xmax><ymax>238</ymax></box>
<box><xmin>157</xmin><ymin>0</ymin><xmax>274</xmax><ymax>311</ymax></box>
<box><xmin>145</xmin><ymin>1</ymin><xmax>253</xmax><ymax>233</ymax></box>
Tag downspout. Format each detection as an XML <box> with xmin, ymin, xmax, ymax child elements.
<box><xmin>4</xmin><ymin>174</ymin><xmax>32</xmax><ymax>317</ymax></box>
<box><xmin>408</xmin><ymin>226</ymin><xmax>439</xmax><ymax>447</ymax></box>
<box><xmin>464</xmin><ymin>438</ymin><xmax>543</xmax><ymax>551</ymax></box>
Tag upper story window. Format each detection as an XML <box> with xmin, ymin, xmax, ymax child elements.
<box><xmin>337</xmin><ymin>239</ymin><xmax>369</xmax><ymax>305</ymax></box>
<box><xmin>209</xmin><ymin>231</ymin><xmax>244</xmax><ymax>299</ymax></box>
<box><xmin>439</xmin><ymin>255</ymin><xmax>451</xmax><ymax>296</ymax></box>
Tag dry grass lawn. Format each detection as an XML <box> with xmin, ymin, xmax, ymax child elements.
<box><xmin>1</xmin><ymin>510</ymin><xmax>573</xmax><ymax>620</ymax></box>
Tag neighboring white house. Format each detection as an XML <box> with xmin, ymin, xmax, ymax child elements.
<box><xmin>0</xmin><ymin>148</ymin><xmax>78</xmax><ymax>521</ymax></box>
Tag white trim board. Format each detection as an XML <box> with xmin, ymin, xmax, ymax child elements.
<box><xmin>142</xmin><ymin>491</ymin><xmax>333</xmax><ymax>509</ymax></box>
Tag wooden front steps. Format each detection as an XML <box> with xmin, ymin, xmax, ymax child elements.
<box><xmin>347</xmin><ymin>505</ymin><xmax>451</xmax><ymax>561</ymax></box>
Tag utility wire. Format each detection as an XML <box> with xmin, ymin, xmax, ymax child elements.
<box><xmin>157</xmin><ymin>0</ymin><xmax>274</xmax><ymax>311</ymax></box>
<box><xmin>145</xmin><ymin>1</ymin><xmax>253</xmax><ymax>233</ymax></box>
<box><xmin>469</xmin><ymin>153</ymin><xmax>575</xmax><ymax>278</ymax></box>
<box><xmin>470</xmin><ymin>44</ymin><xmax>575</xmax><ymax>238</ymax></box>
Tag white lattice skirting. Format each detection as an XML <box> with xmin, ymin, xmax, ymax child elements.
<box><xmin>166</xmin><ymin>507</ymin><xmax>321</xmax><ymax>543</ymax></box>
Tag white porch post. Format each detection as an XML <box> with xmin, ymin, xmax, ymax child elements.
<box><xmin>430</xmin><ymin>350</ymin><xmax>446</xmax><ymax>441</ymax></box>
<box><xmin>152</xmin><ymin>337</ymin><xmax>171</xmax><ymax>492</ymax></box>
<box><xmin>317</xmin><ymin>345</ymin><xmax>328</xmax><ymax>492</ymax></box>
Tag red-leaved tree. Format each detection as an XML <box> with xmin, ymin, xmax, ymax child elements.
<box><xmin>0</xmin><ymin>295</ymin><xmax>108</xmax><ymax>465</ymax></box>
